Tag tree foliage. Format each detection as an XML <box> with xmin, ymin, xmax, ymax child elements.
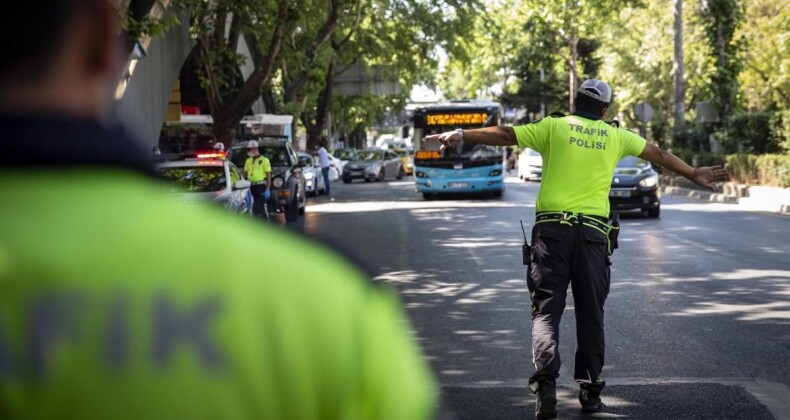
<box><xmin>439</xmin><ymin>0</ymin><xmax>786</xmax><ymax>155</ymax></box>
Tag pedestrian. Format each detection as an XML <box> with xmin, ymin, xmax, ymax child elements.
<box><xmin>426</xmin><ymin>79</ymin><xmax>729</xmax><ymax>420</ymax></box>
<box><xmin>243</xmin><ymin>140</ymin><xmax>272</xmax><ymax>221</ymax></box>
<box><xmin>317</xmin><ymin>137</ymin><xmax>334</xmax><ymax>196</ymax></box>
<box><xmin>0</xmin><ymin>2</ymin><xmax>437</xmax><ymax>419</ymax></box>
<box><xmin>505</xmin><ymin>146</ymin><xmax>514</xmax><ymax>174</ymax></box>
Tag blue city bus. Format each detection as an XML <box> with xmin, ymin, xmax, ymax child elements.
<box><xmin>412</xmin><ymin>100</ymin><xmax>504</xmax><ymax>200</ymax></box>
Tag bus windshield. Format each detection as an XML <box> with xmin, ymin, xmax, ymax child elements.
<box><xmin>420</xmin><ymin>126</ymin><xmax>500</xmax><ymax>160</ymax></box>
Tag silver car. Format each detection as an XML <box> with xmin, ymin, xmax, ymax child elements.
<box><xmin>342</xmin><ymin>149</ymin><xmax>403</xmax><ymax>183</ymax></box>
<box><xmin>297</xmin><ymin>152</ymin><xmax>326</xmax><ymax>196</ymax></box>
<box><xmin>155</xmin><ymin>157</ymin><xmax>252</xmax><ymax>214</ymax></box>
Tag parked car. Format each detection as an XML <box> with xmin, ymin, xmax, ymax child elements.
<box><xmin>609</xmin><ymin>156</ymin><xmax>661</xmax><ymax>218</ymax></box>
<box><xmin>334</xmin><ymin>148</ymin><xmax>358</xmax><ymax>175</ymax></box>
<box><xmin>327</xmin><ymin>151</ymin><xmax>345</xmax><ymax>177</ymax></box>
<box><xmin>392</xmin><ymin>147</ymin><xmax>414</xmax><ymax>175</ymax></box>
<box><xmin>311</xmin><ymin>154</ymin><xmax>340</xmax><ymax>182</ymax></box>
<box><xmin>228</xmin><ymin>136</ymin><xmax>306</xmax><ymax>222</ymax></box>
<box><xmin>155</xmin><ymin>155</ymin><xmax>252</xmax><ymax>215</ymax></box>
<box><xmin>343</xmin><ymin>149</ymin><xmax>403</xmax><ymax>183</ymax></box>
<box><xmin>297</xmin><ymin>152</ymin><xmax>326</xmax><ymax>196</ymax></box>
<box><xmin>518</xmin><ymin>148</ymin><xmax>543</xmax><ymax>181</ymax></box>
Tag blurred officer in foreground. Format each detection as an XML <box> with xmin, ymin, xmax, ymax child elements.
<box><xmin>427</xmin><ymin>79</ymin><xmax>729</xmax><ymax>420</ymax></box>
<box><xmin>0</xmin><ymin>1</ymin><xmax>436</xmax><ymax>419</ymax></box>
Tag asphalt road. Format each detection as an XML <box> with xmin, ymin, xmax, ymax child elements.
<box><xmin>291</xmin><ymin>174</ymin><xmax>790</xmax><ymax>419</ymax></box>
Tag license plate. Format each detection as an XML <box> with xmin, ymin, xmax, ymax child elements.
<box><xmin>448</xmin><ymin>182</ymin><xmax>469</xmax><ymax>188</ymax></box>
<box><xmin>610</xmin><ymin>190</ymin><xmax>631</xmax><ymax>197</ymax></box>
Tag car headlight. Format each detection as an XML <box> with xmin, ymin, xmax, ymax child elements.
<box><xmin>272</xmin><ymin>176</ymin><xmax>285</xmax><ymax>188</ymax></box>
<box><xmin>304</xmin><ymin>172</ymin><xmax>314</xmax><ymax>179</ymax></box>
<box><xmin>639</xmin><ymin>175</ymin><xmax>658</xmax><ymax>188</ymax></box>
<box><xmin>365</xmin><ymin>164</ymin><xmax>381</xmax><ymax>173</ymax></box>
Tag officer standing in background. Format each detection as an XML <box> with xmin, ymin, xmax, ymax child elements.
<box><xmin>0</xmin><ymin>1</ymin><xmax>437</xmax><ymax>419</ymax></box>
<box><xmin>427</xmin><ymin>79</ymin><xmax>729</xmax><ymax>420</ymax></box>
<box><xmin>244</xmin><ymin>140</ymin><xmax>272</xmax><ymax>221</ymax></box>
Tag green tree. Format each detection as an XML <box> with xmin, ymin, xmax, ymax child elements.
<box><xmin>700</xmin><ymin>0</ymin><xmax>745</xmax><ymax>122</ymax></box>
<box><xmin>177</xmin><ymin>0</ymin><xmax>296</xmax><ymax>144</ymax></box>
<box><xmin>737</xmin><ymin>0</ymin><xmax>790</xmax><ymax>110</ymax></box>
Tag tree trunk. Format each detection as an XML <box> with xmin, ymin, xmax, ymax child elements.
<box><xmin>717</xmin><ymin>18</ymin><xmax>731</xmax><ymax>121</ymax></box>
<box><xmin>301</xmin><ymin>59</ymin><xmax>338</xmax><ymax>152</ymax></box>
<box><xmin>212</xmin><ymin>114</ymin><xmax>238</xmax><ymax>147</ymax></box>
<box><xmin>569</xmin><ymin>35</ymin><xmax>578</xmax><ymax>110</ymax></box>
<box><xmin>673</xmin><ymin>0</ymin><xmax>685</xmax><ymax>147</ymax></box>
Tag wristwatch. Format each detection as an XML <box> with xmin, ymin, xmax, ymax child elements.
<box><xmin>455</xmin><ymin>128</ymin><xmax>464</xmax><ymax>141</ymax></box>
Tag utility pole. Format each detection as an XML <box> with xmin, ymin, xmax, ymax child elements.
<box><xmin>673</xmin><ymin>0</ymin><xmax>685</xmax><ymax>149</ymax></box>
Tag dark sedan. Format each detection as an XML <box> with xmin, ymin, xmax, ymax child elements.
<box><xmin>609</xmin><ymin>156</ymin><xmax>661</xmax><ymax>217</ymax></box>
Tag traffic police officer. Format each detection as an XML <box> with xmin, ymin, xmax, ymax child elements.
<box><xmin>427</xmin><ymin>79</ymin><xmax>729</xmax><ymax>419</ymax></box>
<box><xmin>244</xmin><ymin>140</ymin><xmax>272</xmax><ymax>221</ymax></box>
<box><xmin>0</xmin><ymin>1</ymin><xmax>437</xmax><ymax>419</ymax></box>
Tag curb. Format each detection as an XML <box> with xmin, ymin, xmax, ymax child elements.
<box><xmin>659</xmin><ymin>175</ymin><xmax>790</xmax><ymax>214</ymax></box>
<box><xmin>659</xmin><ymin>185</ymin><xmax>739</xmax><ymax>204</ymax></box>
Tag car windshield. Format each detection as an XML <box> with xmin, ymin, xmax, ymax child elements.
<box><xmin>229</xmin><ymin>145</ymin><xmax>291</xmax><ymax>169</ymax></box>
<box><xmin>617</xmin><ymin>156</ymin><xmax>650</xmax><ymax>168</ymax></box>
<box><xmin>298</xmin><ymin>155</ymin><xmax>314</xmax><ymax>167</ymax></box>
<box><xmin>157</xmin><ymin>166</ymin><xmax>226</xmax><ymax>193</ymax></box>
<box><xmin>260</xmin><ymin>146</ymin><xmax>291</xmax><ymax>166</ymax></box>
<box><xmin>358</xmin><ymin>151</ymin><xmax>383</xmax><ymax>161</ymax></box>
<box><xmin>335</xmin><ymin>149</ymin><xmax>356</xmax><ymax>160</ymax></box>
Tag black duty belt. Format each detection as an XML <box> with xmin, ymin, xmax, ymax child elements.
<box><xmin>535</xmin><ymin>211</ymin><xmax>620</xmax><ymax>255</ymax></box>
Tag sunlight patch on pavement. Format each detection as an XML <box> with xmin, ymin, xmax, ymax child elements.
<box><xmin>307</xmin><ymin>200</ymin><xmax>521</xmax><ymax>214</ymax></box>
<box><xmin>668</xmin><ymin>301</ymin><xmax>790</xmax><ymax>321</ymax></box>
<box><xmin>657</xmin><ymin>268</ymin><xmax>790</xmax><ymax>284</ymax></box>
<box><xmin>660</xmin><ymin>202</ymin><xmax>745</xmax><ymax>212</ymax></box>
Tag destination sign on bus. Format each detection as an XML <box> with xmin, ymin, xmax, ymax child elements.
<box><xmin>416</xmin><ymin>150</ymin><xmax>442</xmax><ymax>160</ymax></box>
<box><xmin>426</xmin><ymin>112</ymin><xmax>488</xmax><ymax>126</ymax></box>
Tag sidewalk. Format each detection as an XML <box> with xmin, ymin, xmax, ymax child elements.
<box><xmin>659</xmin><ymin>175</ymin><xmax>790</xmax><ymax>215</ymax></box>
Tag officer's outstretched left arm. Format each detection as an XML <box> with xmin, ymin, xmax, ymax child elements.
<box><xmin>639</xmin><ymin>143</ymin><xmax>730</xmax><ymax>191</ymax></box>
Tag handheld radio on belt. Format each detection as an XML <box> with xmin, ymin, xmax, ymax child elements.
<box><xmin>520</xmin><ymin>220</ymin><xmax>530</xmax><ymax>266</ymax></box>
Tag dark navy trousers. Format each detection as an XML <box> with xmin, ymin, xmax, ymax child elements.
<box><xmin>527</xmin><ymin>221</ymin><xmax>611</xmax><ymax>386</ymax></box>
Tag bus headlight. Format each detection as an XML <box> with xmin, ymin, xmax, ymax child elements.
<box><xmin>639</xmin><ymin>175</ymin><xmax>658</xmax><ymax>188</ymax></box>
<box><xmin>489</xmin><ymin>169</ymin><xmax>502</xmax><ymax>177</ymax></box>
<box><xmin>416</xmin><ymin>171</ymin><xmax>429</xmax><ymax>178</ymax></box>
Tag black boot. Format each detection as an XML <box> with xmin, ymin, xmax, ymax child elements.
<box><xmin>529</xmin><ymin>379</ymin><xmax>557</xmax><ymax>420</ymax></box>
<box><xmin>579</xmin><ymin>381</ymin><xmax>605</xmax><ymax>413</ymax></box>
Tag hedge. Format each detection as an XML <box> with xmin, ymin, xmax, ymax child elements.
<box><xmin>667</xmin><ymin>149</ymin><xmax>790</xmax><ymax>187</ymax></box>
<box><xmin>724</xmin><ymin>153</ymin><xmax>790</xmax><ymax>188</ymax></box>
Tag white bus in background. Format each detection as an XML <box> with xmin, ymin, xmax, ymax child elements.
<box><xmin>159</xmin><ymin>114</ymin><xmax>294</xmax><ymax>153</ymax></box>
